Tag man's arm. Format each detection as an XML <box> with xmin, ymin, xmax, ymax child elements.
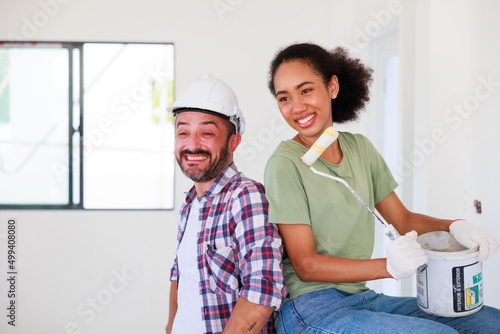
<box><xmin>225</xmin><ymin>182</ymin><xmax>285</xmax><ymax>333</ymax></box>
<box><xmin>165</xmin><ymin>280</ymin><xmax>178</xmax><ymax>334</ymax></box>
<box><xmin>222</xmin><ymin>296</ymin><xmax>274</xmax><ymax>334</ymax></box>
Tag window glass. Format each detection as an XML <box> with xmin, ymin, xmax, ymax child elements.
<box><xmin>0</xmin><ymin>46</ymin><xmax>69</xmax><ymax>205</ymax></box>
<box><xmin>83</xmin><ymin>43</ymin><xmax>175</xmax><ymax>209</ymax></box>
<box><xmin>0</xmin><ymin>42</ymin><xmax>175</xmax><ymax>209</ymax></box>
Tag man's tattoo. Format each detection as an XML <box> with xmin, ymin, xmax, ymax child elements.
<box><xmin>247</xmin><ymin>322</ymin><xmax>257</xmax><ymax>331</ymax></box>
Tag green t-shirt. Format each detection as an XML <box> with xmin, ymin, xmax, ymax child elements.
<box><xmin>264</xmin><ymin>132</ymin><xmax>398</xmax><ymax>298</ymax></box>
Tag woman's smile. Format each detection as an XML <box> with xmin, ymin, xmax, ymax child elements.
<box><xmin>296</xmin><ymin>113</ymin><xmax>316</xmax><ymax>126</ymax></box>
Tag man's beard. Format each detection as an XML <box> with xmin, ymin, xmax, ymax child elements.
<box><xmin>177</xmin><ymin>143</ymin><xmax>230</xmax><ymax>183</ymax></box>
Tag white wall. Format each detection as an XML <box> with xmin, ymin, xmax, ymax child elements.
<box><xmin>0</xmin><ymin>1</ymin><xmax>499</xmax><ymax>333</ymax></box>
<box><xmin>395</xmin><ymin>0</ymin><xmax>500</xmax><ymax>306</ymax></box>
<box><xmin>423</xmin><ymin>0</ymin><xmax>500</xmax><ymax>309</ymax></box>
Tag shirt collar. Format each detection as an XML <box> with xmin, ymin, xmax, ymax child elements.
<box><xmin>184</xmin><ymin>162</ymin><xmax>238</xmax><ymax>204</ymax></box>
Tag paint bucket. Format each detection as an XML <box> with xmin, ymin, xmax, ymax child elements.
<box><xmin>416</xmin><ymin>231</ymin><xmax>483</xmax><ymax>317</ymax></box>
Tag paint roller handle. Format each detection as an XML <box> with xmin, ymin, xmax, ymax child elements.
<box><xmin>384</xmin><ymin>224</ymin><xmax>400</xmax><ymax>241</ymax></box>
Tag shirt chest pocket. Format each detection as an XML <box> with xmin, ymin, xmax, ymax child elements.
<box><xmin>205</xmin><ymin>246</ymin><xmax>239</xmax><ymax>294</ymax></box>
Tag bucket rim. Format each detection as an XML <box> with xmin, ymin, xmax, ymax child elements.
<box><xmin>423</xmin><ymin>248</ymin><xmax>479</xmax><ymax>259</ymax></box>
<box><xmin>417</xmin><ymin>231</ymin><xmax>479</xmax><ymax>258</ymax></box>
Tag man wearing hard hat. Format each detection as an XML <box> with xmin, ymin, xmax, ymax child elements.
<box><xmin>166</xmin><ymin>75</ymin><xmax>286</xmax><ymax>334</ymax></box>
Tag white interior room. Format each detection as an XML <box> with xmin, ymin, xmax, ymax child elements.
<box><xmin>1</xmin><ymin>0</ymin><xmax>499</xmax><ymax>333</ymax></box>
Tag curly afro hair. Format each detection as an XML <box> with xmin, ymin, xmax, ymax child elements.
<box><xmin>268</xmin><ymin>43</ymin><xmax>373</xmax><ymax>123</ymax></box>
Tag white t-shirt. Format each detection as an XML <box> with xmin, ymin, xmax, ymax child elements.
<box><xmin>172</xmin><ymin>197</ymin><xmax>206</xmax><ymax>333</ymax></box>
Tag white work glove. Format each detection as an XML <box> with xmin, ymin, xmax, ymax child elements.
<box><xmin>386</xmin><ymin>231</ymin><xmax>427</xmax><ymax>280</ymax></box>
<box><xmin>449</xmin><ymin>219</ymin><xmax>498</xmax><ymax>261</ymax></box>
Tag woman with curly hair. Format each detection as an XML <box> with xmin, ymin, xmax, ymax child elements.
<box><xmin>264</xmin><ymin>42</ymin><xmax>499</xmax><ymax>333</ymax></box>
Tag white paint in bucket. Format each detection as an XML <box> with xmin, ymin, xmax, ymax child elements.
<box><xmin>416</xmin><ymin>231</ymin><xmax>483</xmax><ymax>317</ymax></box>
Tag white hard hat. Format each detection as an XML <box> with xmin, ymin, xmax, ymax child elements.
<box><xmin>167</xmin><ymin>74</ymin><xmax>246</xmax><ymax>134</ymax></box>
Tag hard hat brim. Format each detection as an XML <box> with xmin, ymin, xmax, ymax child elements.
<box><xmin>170</xmin><ymin>107</ymin><xmax>231</xmax><ymax>122</ymax></box>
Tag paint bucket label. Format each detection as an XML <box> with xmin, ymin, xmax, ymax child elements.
<box><xmin>452</xmin><ymin>262</ymin><xmax>483</xmax><ymax>312</ymax></box>
<box><xmin>416</xmin><ymin>231</ymin><xmax>483</xmax><ymax>317</ymax></box>
<box><xmin>416</xmin><ymin>268</ymin><xmax>428</xmax><ymax>308</ymax></box>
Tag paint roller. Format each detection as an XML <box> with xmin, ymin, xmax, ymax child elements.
<box><xmin>301</xmin><ymin>126</ymin><xmax>400</xmax><ymax>241</ymax></box>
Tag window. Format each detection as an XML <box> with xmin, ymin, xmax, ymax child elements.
<box><xmin>0</xmin><ymin>42</ymin><xmax>175</xmax><ymax>209</ymax></box>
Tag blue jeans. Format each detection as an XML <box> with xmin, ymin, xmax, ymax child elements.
<box><xmin>275</xmin><ymin>288</ymin><xmax>500</xmax><ymax>333</ymax></box>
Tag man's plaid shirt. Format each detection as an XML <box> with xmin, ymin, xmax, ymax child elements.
<box><xmin>170</xmin><ymin>163</ymin><xmax>286</xmax><ymax>333</ymax></box>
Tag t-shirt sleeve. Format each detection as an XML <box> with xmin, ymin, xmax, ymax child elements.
<box><xmin>361</xmin><ymin>135</ymin><xmax>399</xmax><ymax>204</ymax></box>
<box><xmin>264</xmin><ymin>155</ymin><xmax>311</xmax><ymax>225</ymax></box>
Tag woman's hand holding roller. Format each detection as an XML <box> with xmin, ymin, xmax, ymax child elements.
<box><xmin>386</xmin><ymin>231</ymin><xmax>427</xmax><ymax>279</ymax></box>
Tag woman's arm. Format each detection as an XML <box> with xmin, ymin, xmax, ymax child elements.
<box><xmin>374</xmin><ymin>191</ymin><xmax>450</xmax><ymax>235</ymax></box>
<box><xmin>279</xmin><ymin>191</ymin><xmax>450</xmax><ymax>283</ymax></box>
<box><xmin>278</xmin><ymin>223</ymin><xmax>390</xmax><ymax>282</ymax></box>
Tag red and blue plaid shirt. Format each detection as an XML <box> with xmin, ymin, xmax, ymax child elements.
<box><xmin>170</xmin><ymin>163</ymin><xmax>286</xmax><ymax>334</ymax></box>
